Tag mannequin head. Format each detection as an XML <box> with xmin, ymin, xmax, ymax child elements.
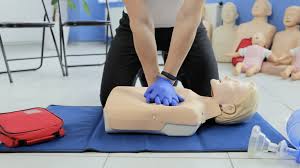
<box><xmin>283</xmin><ymin>6</ymin><xmax>300</xmax><ymax>28</ymax></box>
<box><xmin>211</xmin><ymin>77</ymin><xmax>258</xmax><ymax>124</ymax></box>
<box><xmin>222</xmin><ymin>2</ymin><xmax>239</xmax><ymax>24</ymax></box>
<box><xmin>252</xmin><ymin>0</ymin><xmax>272</xmax><ymax>17</ymax></box>
<box><xmin>252</xmin><ymin>32</ymin><xmax>266</xmax><ymax>47</ymax></box>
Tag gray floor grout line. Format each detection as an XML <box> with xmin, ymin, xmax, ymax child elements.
<box><xmin>227</xmin><ymin>153</ymin><xmax>236</xmax><ymax>168</ymax></box>
<box><xmin>105</xmin><ymin>156</ymin><xmax>229</xmax><ymax>159</ymax></box>
<box><xmin>101</xmin><ymin>154</ymin><xmax>109</xmax><ymax>168</ymax></box>
<box><xmin>256</xmin><ymin>81</ymin><xmax>295</xmax><ymax>112</ymax></box>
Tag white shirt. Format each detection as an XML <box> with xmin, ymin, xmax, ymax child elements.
<box><xmin>124</xmin><ymin>0</ymin><xmax>184</xmax><ymax>28</ymax></box>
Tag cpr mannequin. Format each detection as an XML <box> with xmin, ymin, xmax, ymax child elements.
<box><xmin>232</xmin><ymin>0</ymin><xmax>276</xmax><ymax>52</ymax></box>
<box><xmin>212</xmin><ymin>2</ymin><xmax>238</xmax><ymax>62</ymax></box>
<box><xmin>261</xmin><ymin>6</ymin><xmax>300</xmax><ymax>76</ymax></box>
<box><xmin>226</xmin><ymin>33</ymin><xmax>275</xmax><ymax>77</ymax></box>
<box><xmin>281</xmin><ymin>40</ymin><xmax>300</xmax><ymax>80</ymax></box>
<box><xmin>104</xmin><ymin>77</ymin><xmax>258</xmax><ymax>136</ymax></box>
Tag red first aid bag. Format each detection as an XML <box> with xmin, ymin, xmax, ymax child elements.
<box><xmin>0</xmin><ymin>108</ymin><xmax>64</xmax><ymax>148</ymax></box>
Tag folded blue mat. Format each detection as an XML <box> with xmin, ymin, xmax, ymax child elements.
<box><xmin>0</xmin><ymin>105</ymin><xmax>290</xmax><ymax>152</ymax></box>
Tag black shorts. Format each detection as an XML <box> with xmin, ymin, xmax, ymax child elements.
<box><xmin>100</xmin><ymin>12</ymin><xmax>219</xmax><ymax>106</ymax></box>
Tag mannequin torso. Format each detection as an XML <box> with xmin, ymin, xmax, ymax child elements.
<box><xmin>104</xmin><ymin>77</ymin><xmax>258</xmax><ymax>136</ymax></box>
<box><xmin>213</xmin><ymin>24</ymin><xmax>238</xmax><ymax>62</ymax></box>
<box><xmin>262</xmin><ymin>6</ymin><xmax>300</xmax><ymax>76</ymax></box>
<box><xmin>272</xmin><ymin>29</ymin><xmax>300</xmax><ymax>60</ymax></box>
<box><xmin>232</xmin><ymin>0</ymin><xmax>276</xmax><ymax>51</ymax></box>
<box><xmin>234</xmin><ymin>19</ymin><xmax>276</xmax><ymax>50</ymax></box>
<box><xmin>212</xmin><ymin>2</ymin><xmax>238</xmax><ymax>62</ymax></box>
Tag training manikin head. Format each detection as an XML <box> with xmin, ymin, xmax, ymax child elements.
<box><xmin>222</xmin><ymin>2</ymin><xmax>238</xmax><ymax>24</ymax></box>
<box><xmin>252</xmin><ymin>0</ymin><xmax>272</xmax><ymax>17</ymax></box>
<box><xmin>251</xmin><ymin>32</ymin><xmax>266</xmax><ymax>47</ymax></box>
<box><xmin>211</xmin><ymin>77</ymin><xmax>258</xmax><ymax>124</ymax></box>
<box><xmin>283</xmin><ymin>6</ymin><xmax>300</xmax><ymax>28</ymax></box>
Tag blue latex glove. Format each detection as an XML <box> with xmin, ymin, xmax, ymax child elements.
<box><xmin>144</xmin><ymin>76</ymin><xmax>184</xmax><ymax>106</ymax></box>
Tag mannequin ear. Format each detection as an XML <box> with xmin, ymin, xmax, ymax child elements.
<box><xmin>220</xmin><ymin>104</ymin><xmax>236</xmax><ymax>114</ymax></box>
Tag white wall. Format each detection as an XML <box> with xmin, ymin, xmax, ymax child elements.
<box><xmin>0</xmin><ymin>0</ymin><xmax>53</xmax><ymax>44</ymax></box>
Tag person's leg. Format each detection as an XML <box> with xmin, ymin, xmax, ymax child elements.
<box><xmin>177</xmin><ymin>22</ymin><xmax>219</xmax><ymax>96</ymax></box>
<box><xmin>100</xmin><ymin>13</ymin><xmax>142</xmax><ymax>106</ymax></box>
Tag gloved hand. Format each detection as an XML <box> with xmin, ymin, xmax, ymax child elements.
<box><xmin>144</xmin><ymin>76</ymin><xmax>184</xmax><ymax>106</ymax></box>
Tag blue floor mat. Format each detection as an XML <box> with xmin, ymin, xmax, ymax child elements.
<box><xmin>0</xmin><ymin>105</ymin><xmax>291</xmax><ymax>152</ymax></box>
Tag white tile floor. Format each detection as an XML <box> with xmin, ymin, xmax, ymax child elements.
<box><xmin>0</xmin><ymin>43</ymin><xmax>300</xmax><ymax>168</ymax></box>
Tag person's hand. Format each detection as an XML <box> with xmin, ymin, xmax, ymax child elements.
<box><xmin>144</xmin><ymin>76</ymin><xmax>184</xmax><ymax>106</ymax></box>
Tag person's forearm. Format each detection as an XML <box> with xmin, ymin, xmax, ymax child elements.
<box><xmin>130</xmin><ymin>21</ymin><xmax>160</xmax><ymax>85</ymax></box>
<box><xmin>124</xmin><ymin>0</ymin><xmax>160</xmax><ymax>85</ymax></box>
<box><xmin>164</xmin><ymin>0</ymin><xmax>204</xmax><ymax>76</ymax></box>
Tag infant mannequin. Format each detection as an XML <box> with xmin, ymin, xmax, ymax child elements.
<box><xmin>232</xmin><ymin>0</ymin><xmax>276</xmax><ymax>52</ymax></box>
<box><xmin>262</xmin><ymin>6</ymin><xmax>300</xmax><ymax>76</ymax></box>
<box><xmin>227</xmin><ymin>33</ymin><xmax>274</xmax><ymax>77</ymax></box>
<box><xmin>104</xmin><ymin>77</ymin><xmax>258</xmax><ymax>136</ymax></box>
<box><xmin>212</xmin><ymin>2</ymin><xmax>238</xmax><ymax>62</ymax></box>
<box><xmin>281</xmin><ymin>40</ymin><xmax>300</xmax><ymax>80</ymax></box>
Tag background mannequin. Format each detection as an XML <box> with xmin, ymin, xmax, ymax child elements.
<box><xmin>232</xmin><ymin>0</ymin><xmax>276</xmax><ymax>52</ymax></box>
<box><xmin>227</xmin><ymin>33</ymin><xmax>274</xmax><ymax>77</ymax></box>
<box><xmin>212</xmin><ymin>2</ymin><xmax>238</xmax><ymax>62</ymax></box>
<box><xmin>262</xmin><ymin>6</ymin><xmax>300</xmax><ymax>76</ymax></box>
<box><xmin>104</xmin><ymin>77</ymin><xmax>258</xmax><ymax>136</ymax></box>
<box><xmin>281</xmin><ymin>40</ymin><xmax>300</xmax><ymax>80</ymax></box>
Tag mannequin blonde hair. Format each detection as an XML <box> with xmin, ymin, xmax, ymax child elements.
<box><xmin>215</xmin><ymin>82</ymin><xmax>258</xmax><ymax>124</ymax></box>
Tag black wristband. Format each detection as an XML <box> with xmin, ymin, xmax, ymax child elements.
<box><xmin>161</xmin><ymin>71</ymin><xmax>177</xmax><ymax>81</ymax></box>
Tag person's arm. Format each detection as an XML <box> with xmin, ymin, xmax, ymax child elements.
<box><xmin>123</xmin><ymin>0</ymin><xmax>159</xmax><ymax>85</ymax></box>
<box><xmin>163</xmin><ymin>0</ymin><xmax>205</xmax><ymax>76</ymax></box>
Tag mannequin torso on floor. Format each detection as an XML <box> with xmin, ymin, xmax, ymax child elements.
<box><xmin>262</xmin><ymin>6</ymin><xmax>300</xmax><ymax>76</ymax></box>
<box><xmin>104</xmin><ymin>77</ymin><xmax>258</xmax><ymax>136</ymax></box>
<box><xmin>232</xmin><ymin>0</ymin><xmax>276</xmax><ymax>51</ymax></box>
<box><xmin>212</xmin><ymin>2</ymin><xmax>238</xmax><ymax>62</ymax></box>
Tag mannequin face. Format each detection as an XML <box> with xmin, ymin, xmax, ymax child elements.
<box><xmin>211</xmin><ymin>77</ymin><xmax>252</xmax><ymax>105</ymax></box>
<box><xmin>283</xmin><ymin>7</ymin><xmax>300</xmax><ymax>27</ymax></box>
<box><xmin>252</xmin><ymin>0</ymin><xmax>271</xmax><ymax>17</ymax></box>
<box><xmin>252</xmin><ymin>33</ymin><xmax>266</xmax><ymax>47</ymax></box>
<box><xmin>222</xmin><ymin>3</ymin><xmax>238</xmax><ymax>24</ymax></box>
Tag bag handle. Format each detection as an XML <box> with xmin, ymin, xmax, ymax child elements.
<box><xmin>18</xmin><ymin>132</ymin><xmax>61</xmax><ymax>146</ymax></box>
